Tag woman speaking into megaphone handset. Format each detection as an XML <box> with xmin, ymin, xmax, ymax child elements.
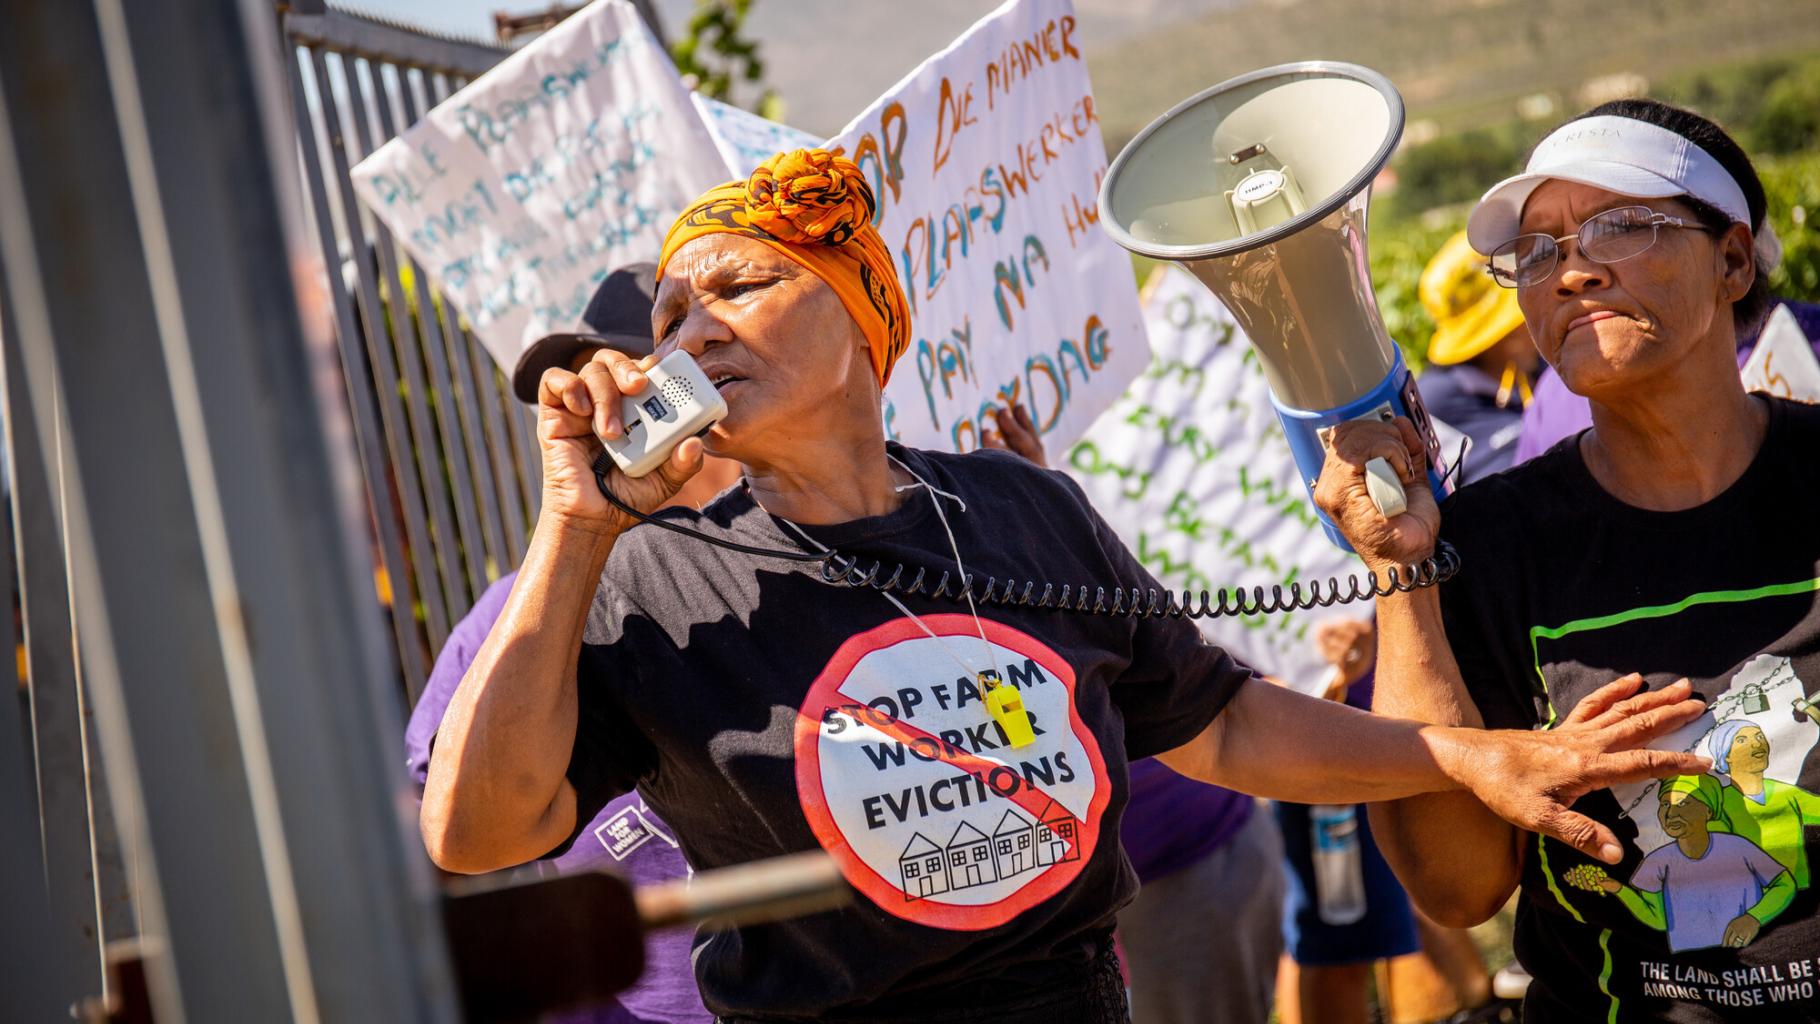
<box><xmin>1315</xmin><ymin>97</ymin><xmax>1820</xmax><ymax>1022</ymax></box>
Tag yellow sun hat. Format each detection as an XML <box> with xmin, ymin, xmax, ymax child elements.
<box><xmin>1420</xmin><ymin>230</ymin><xmax>1529</xmax><ymax>366</ymax></box>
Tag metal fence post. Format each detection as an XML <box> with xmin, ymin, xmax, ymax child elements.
<box><xmin>0</xmin><ymin>0</ymin><xmax>459</xmax><ymax>1017</ymax></box>
<box><xmin>0</xmin><ymin>264</ymin><xmax>82</xmax><ymax>1024</ymax></box>
<box><xmin>0</xmin><ymin>283</ymin><xmax>111</xmax><ymax>1010</ymax></box>
<box><xmin>0</xmin><ymin>559</ymin><xmax>67</xmax><ymax>1021</ymax></box>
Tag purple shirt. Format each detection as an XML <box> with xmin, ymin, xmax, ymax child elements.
<box><xmin>1630</xmin><ymin>832</ymin><xmax>1786</xmax><ymax>953</ymax></box>
<box><xmin>1416</xmin><ymin>364</ymin><xmax>1524</xmax><ymax>484</ymax></box>
<box><xmin>1118</xmin><ymin>760</ymin><xmax>1253</xmax><ymax>883</ymax></box>
<box><xmin>1514</xmin><ymin>300</ymin><xmax>1820</xmax><ymax>464</ymax></box>
<box><xmin>406</xmin><ymin>572</ymin><xmax>709</xmax><ymax>1024</ymax></box>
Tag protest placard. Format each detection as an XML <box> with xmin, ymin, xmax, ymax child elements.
<box><xmin>1741</xmin><ymin>303</ymin><xmax>1820</xmax><ymax>401</ymax></box>
<box><xmin>349</xmin><ymin>0</ymin><xmax>727</xmax><ymax>372</ymax></box>
<box><xmin>1062</xmin><ymin>265</ymin><xmax>1365</xmax><ymax>695</ymax></box>
<box><xmin>827</xmin><ymin>0</ymin><xmax>1148</xmax><ymax>453</ymax></box>
<box><xmin>692</xmin><ymin>94</ymin><xmax>823</xmax><ymax>178</ymax></box>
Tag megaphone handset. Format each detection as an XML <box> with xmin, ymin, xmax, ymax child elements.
<box><xmin>1362</xmin><ymin>457</ymin><xmax>1408</xmax><ymax>518</ymax></box>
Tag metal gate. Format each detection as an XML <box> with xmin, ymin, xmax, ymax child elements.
<box><xmin>283</xmin><ymin>1</ymin><xmax>534</xmax><ymax>700</ymax></box>
<box><xmin>0</xmin><ymin>1</ymin><xmax>534</xmax><ymax>1016</ymax></box>
<box><xmin>3</xmin><ymin>2</ymin><xmax>852</xmax><ymax>1019</ymax></box>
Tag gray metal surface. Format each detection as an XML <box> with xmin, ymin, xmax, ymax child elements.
<box><xmin>288</xmin><ymin>8</ymin><xmax>508</xmax><ymax>77</ymax></box>
<box><xmin>0</xmin><ymin>0</ymin><xmax>459</xmax><ymax>1017</ymax></box>
<box><xmin>0</xmin><ymin>518</ymin><xmax>68</xmax><ymax>1019</ymax></box>
<box><xmin>287</xmin><ymin>46</ymin><xmax>433</xmax><ymax>691</ymax></box>
<box><xmin>427</xmin><ymin>68</ymin><xmax>546</xmax><ymax>542</ymax></box>
<box><xmin>0</xmin><ymin>1</ymin><xmax>582</xmax><ymax>1016</ymax></box>
<box><xmin>0</xmin><ymin>0</ymin><xmax>295</xmax><ymax>1014</ymax></box>
<box><xmin>0</xmin><ymin>256</ymin><xmax>95</xmax><ymax>1023</ymax></box>
<box><xmin>386</xmin><ymin>70</ymin><xmax>517</xmax><ymax>579</ymax></box>
<box><xmin>0</xmin><ymin>297</ymin><xmax>107</xmax><ymax>1009</ymax></box>
<box><xmin>345</xmin><ymin>58</ymin><xmax>490</xmax><ymax>603</ymax></box>
<box><xmin>302</xmin><ymin>43</ymin><xmax>455</xmax><ymax>652</ymax></box>
<box><xmin>316</xmin><ymin>46</ymin><xmax>472</xmax><ymax>634</ymax></box>
<box><xmin>285</xmin><ymin>9</ymin><xmax>545</xmax><ymax>699</ymax></box>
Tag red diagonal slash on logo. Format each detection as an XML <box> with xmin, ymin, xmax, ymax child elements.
<box><xmin>795</xmin><ymin>614</ymin><xmax>1111</xmax><ymax>932</ymax></box>
<box><xmin>824</xmin><ymin>694</ymin><xmax>1083</xmax><ymax>857</ymax></box>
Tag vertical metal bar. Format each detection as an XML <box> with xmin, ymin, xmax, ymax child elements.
<box><xmin>443</xmin><ymin>309</ymin><xmax>516</xmax><ymax>578</ymax></box>
<box><xmin>304</xmin><ymin>44</ymin><xmax>453</xmax><ymax>650</ymax></box>
<box><xmin>465</xmin><ymin>323</ymin><xmax>532</xmax><ymax>561</ymax></box>
<box><xmin>0</xmin><ymin>480</ymin><xmax>66</xmax><ymax>1019</ymax></box>
<box><xmin>387</xmin><ymin>66</ymin><xmax>514</xmax><ymax>581</ymax></box>
<box><xmin>285</xmin><ymin>44</ymin><xmax>430</xmax><ymax>690</ymax></box>
<box><xmin>80</xmin><ymin>684</ymin><xmax>136</xmax><ymax>952</ymax></box>
<box><xmin>325</xmin><ymin>52</ymin><xmax>473</xmax><ymax>640</ymax></box>
<box><xmin>14</xmin><ymin>0</ymin><xmax>461</xmax><ymax>1017</ymax></box>
<box><xmin>426</xmin><ymin>70</ymin><xmax>535</xmax><ymax>559</ymax></box>
<box><xmin>502</xmin><ymin>362</ymin><xmax>546</xmax><ymax>529</ymax></box>
<box><xmin>0</xmin><ymin>284</ymin><xmax>106</xmax><ymax>1009</ymax></box>
<box><xmin>454</xmin><ymin>70</ymin><xmax>540</xmax><ymax>533</ymax></box>
<box><xmin>0</xmin><ymin>2</ymin><xmax>294</xmax><ymax>1016</ymax></box>
<box><xmin>54</xmin><ymin>394</ymin><xmax>138</xmax><ymax>954</ymax></box>
<box><xmin>48</xmin><ymin>394</ymin><xmax>140</xmax><ymax>954</ymax></box>
<box><xmin>320</xmin><ymin>48</ymin><xmax>466</xmax><ymax>642</ymax></box>
<box><xmin>345</xmin><ymin>57</ymin><xmax>487</xmax><ymax>613</ymax></box>
<box><xmin>516</xmin><ymin>378</ymin><xmax>542</xmax><ymax>523</ymax></box>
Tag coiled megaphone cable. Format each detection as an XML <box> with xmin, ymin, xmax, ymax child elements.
<box><xmin>590</xmin><ymin>451</ymin><xmax>1460</xmax><ymax>619</ymax></box>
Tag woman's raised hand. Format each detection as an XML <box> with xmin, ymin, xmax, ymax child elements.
<box><xmin>1311</xmin><ymin>416</ymin><xmax>1440</xmax><ymax>571</ymax></box>
<box><xmin>1448</xmin><ymin>676</ymin><xmax>1709</xmax><ymax>864</ymax></box>
<box><xmin>537</xmin><ymin>348</ymin><xmax>704</xmax><ymax>534</ymax></box>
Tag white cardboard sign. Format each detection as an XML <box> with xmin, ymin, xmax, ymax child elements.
<box><xmin>692</xmin><ymin>94</ymin><xmax>824</xmax><ymax>178</ymax></box>
<box><xmin>1741</xmin><ymin>304</ymin><xmax>1820</xmax><ymax>401</ymax></box>
<box><xmin>826</xmin><ymin>0</ymin><xmax>1148</xmax><ymax>453</ymax></box>
<box><xmin>349</xmin><ymin>0</ymin><xmax>727</xmax><ymax>372</ymax></box>
<box><xmin>1062</xmin><ymin>265</ymin><xmax>1364</xmax><ymax>695</ymax></box>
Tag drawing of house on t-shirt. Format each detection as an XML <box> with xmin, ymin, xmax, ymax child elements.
<box><xmin>993</xmin><ymin>809</ymin><xmax>1035</xmax><ymax>877</ymax></box>
<box><xmin>1035</xmin><ymin>796</ymin><xmax>1081</xmax><ymax>866</ymax></box>
<box><xmin>899</xmin><ymin>832</ymin><xmax>950</xmax><ymax>900</ymax></box>
<box><xmin>948</xmin><ymin>821</ymin><xmax>997</xmax><ymax>889</ymax></box>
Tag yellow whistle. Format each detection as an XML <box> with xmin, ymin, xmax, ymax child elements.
<box><xmin>981</xmin><ymin>670</ymin><xmax>1036</xmax><ymax>748</ymax></box>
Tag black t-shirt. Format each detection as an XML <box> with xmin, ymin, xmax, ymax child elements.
<box><xmin>1440</xmin><ymin>396</ymin><xmax>1820</xmax><ymax>1022</ymax></box>
<box><xmin>558</xmin><ymin>444</ymin><xmax>1250</xmax><ymax>1020</ymax></box>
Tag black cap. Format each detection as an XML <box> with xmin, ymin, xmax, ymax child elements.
<box><xmin>511</xmin><ymin>262</ymin><xmax>658</xmax><ymax>403</ymax></box>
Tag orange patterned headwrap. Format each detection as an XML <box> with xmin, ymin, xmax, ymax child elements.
<box><xmin>657</xmin><ymin>149</ymin><xmax>910</xmax><ymax>386</ymax></box>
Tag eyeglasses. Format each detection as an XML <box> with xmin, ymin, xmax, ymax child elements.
<box><xmin>1486</xmin><ymin>205</ymin><xmax>1701</xmax><ymax>288</ymax></box>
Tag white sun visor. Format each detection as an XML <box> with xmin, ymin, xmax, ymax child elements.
<box><xmin>1466</xmin><ymin>115</ymin><xmax>1751</xmax><ymax>254</ymax></box>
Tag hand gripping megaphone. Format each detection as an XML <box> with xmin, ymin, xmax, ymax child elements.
<box><xmin>1098</xmin><ymin>62</ymin><xmax>1452</xmax><ymax>549</ymax></box>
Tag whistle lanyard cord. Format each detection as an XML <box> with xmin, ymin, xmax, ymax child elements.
<box><xmin>774</xmin><ymin>453</ymin><xmax>1001</xmax><ymax>682</ymax></box>
<box><xmin>781</xmin><ymin>517</ymin><xmax>983</xmax><ymax>681</ymax></box>
<box><xmin>888</xmin><ymin>453</ymin><xmax>1001</xmax><ymax>681</ymax></box>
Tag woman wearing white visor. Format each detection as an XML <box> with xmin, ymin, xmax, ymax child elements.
<box><xmin>1316</xmin><ymin>97</ymin><xmax>1820</xmax><ymax>1022</ymax></box>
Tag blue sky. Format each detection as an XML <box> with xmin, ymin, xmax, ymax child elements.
<box><xmin>356</xmin><ymin>0</ymin><xmax>560</xmax><ymax>39</ymax></box>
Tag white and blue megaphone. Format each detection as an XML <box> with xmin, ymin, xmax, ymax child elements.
<box><xmin>1098</xmin><ymin>61</ymin><xmax>1451</xmax><ymax>549</ymax></box>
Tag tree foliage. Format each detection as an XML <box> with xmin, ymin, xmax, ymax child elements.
<box><xmin>1383</xmin><ymin>126</ymin><xmax>1532</xmax><ymax>224</ymax></box>
<box><xmin>1762</xmin><ymin>150</ymin><xmax>1820</xmax><ymax>305</ymax></box>
<box><xmin>1384</xmin><ymin>53</ymin><xmax>1820</xmax><ymax>227</ymax></box>
<box><xmin>1365</xmin><ymin>51</ymin><xmax>1820</xmax><ymax>368</ymax></box>
<box><xmin>1656</xmin><ymin>58</ymin><xmax>1820</xmax><ymax>158</ymax></box>
<box><xmin>670</xmin><ymin>0</ymin><xmax>783</xmax><ymax>120</ymax></box>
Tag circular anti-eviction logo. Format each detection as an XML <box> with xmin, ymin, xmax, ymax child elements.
<box><xmin>794</xmin><ymin>615</ymin><xmax>1109</xmax><ymax>930</ymax></box>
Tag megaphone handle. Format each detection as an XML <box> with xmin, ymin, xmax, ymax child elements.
<box><xmin>1364</xmin><ymin>457</ymin><xmax>1409</xmax><ymax>518</ymax></box>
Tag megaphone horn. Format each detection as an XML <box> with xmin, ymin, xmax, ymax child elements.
<box><xmin>1098</xmin><ymin>61</ymin><xmax>1452</xmax><ymax>549</ymax></box>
